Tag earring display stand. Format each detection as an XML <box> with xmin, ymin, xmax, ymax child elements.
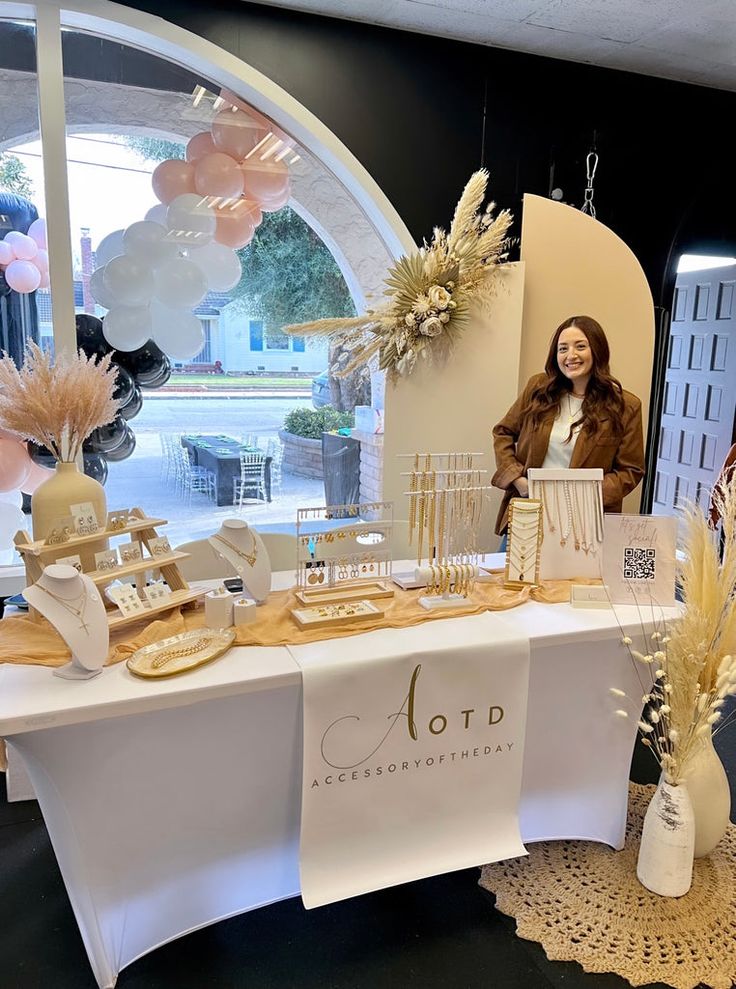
<box><xmin>504</xmin><ymin>498</ymin><xmax>543</xmax><ymax>588</ymax></box>
<box><xmin>399</xmin><ymin>451</ymin><xmax>491</xmax><ymax>610</ymax></box>
<box><xmin>294</xmin><ymin>501</ymin><xmax>394</xmax><ymax>605</ymax></box>
<box><xmin>527</xmin><ymin>468</ymin><xmax>604</xmax><ymax>580</ymax></box>
<box><xmin>15</xmin><ymin>507</ymin><xmax>202</xmax><ymax>630</ymax></box>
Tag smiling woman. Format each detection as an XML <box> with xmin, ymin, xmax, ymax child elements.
<box><xmin>491</xmin><ymin>314</ymin><xmax>645</xmax><ymax>535</ymax></box>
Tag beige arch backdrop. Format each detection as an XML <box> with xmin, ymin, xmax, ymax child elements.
<box><xmin>383</xmin><ymin>195</ymin><xmax>655</xmax><ymax>545</ymax></box>
<box><xmin>518</xmin><ymin>195</ymin><xmax>655</xmax><ymax>512</ymax></box>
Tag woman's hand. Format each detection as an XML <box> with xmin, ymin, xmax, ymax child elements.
<box><xmin>513</xmin><ymin>476</ymin><xmax>529</xmax><ymax>497</ymax></box>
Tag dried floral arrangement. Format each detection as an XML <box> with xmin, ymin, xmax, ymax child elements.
<box><xmin>283</xmin><ymin>169</ymin><xmax>513</xmax><ymax>380</ymax></box>
<box><xmin>0</xmin><ymin>342</ymin><xmax>120</xmax><ymax>462</ymax></box>
<box><xmin>611</xmin><ymin>483</ymin><xmax>736</xmax><ymax>784</ymax></box>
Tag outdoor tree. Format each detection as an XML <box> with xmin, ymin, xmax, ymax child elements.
<box><xmin>0</xmin><ymin>153</ymin><xmax>34</xmax><ymax>199</ymax></box>
<box><xmin>125</xmin><ymin>137</ymin><xmax>185</xmax><ymax>162</ymax></box>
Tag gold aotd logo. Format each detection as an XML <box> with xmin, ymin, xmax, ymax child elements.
<box><xmin>320</xmin><ymin>663</ymin><xmax>505</xmax><ymax>771</ymax></box>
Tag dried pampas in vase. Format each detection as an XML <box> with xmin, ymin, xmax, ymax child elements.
<box><xmin>0</xmin><ymin>343</ymin><xmax>121</xmax><ymax>541</ymax></box>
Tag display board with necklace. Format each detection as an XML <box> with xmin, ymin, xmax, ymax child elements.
<box><xmin>504</xmin><ymin>497</ymin><xmax>544</xmax><ymax>587</ymax></box>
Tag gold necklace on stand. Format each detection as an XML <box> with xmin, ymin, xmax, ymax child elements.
<box><xmin>565</xmin><ymin>481</ymin><xmax>581</xmax><ymax>551</ymax></box>
<box><xmin>39</xmin><ymin>584</ymin><xmax>90</xmax><ymax>634</ymax></box>
<box><xmin>555</xmin><ymin>482</ymin><xmax>571</xmax><ymax>547</ymax></box>
<box><xmin>571</xmin><ymin>482</ymin><xmax>590</xmax><ymax>554</ymax></box>
<box><xmin>213</xmin><ymin>530</ymin><xmax>258</xmax><ymax>567</ymax></box>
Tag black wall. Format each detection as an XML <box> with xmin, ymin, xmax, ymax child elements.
<box><xmin>120</xmin><ymin>1</ymin><xmax>736</xmax><ymax>504</ymax></box>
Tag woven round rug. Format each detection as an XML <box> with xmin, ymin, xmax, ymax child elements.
<box><xmin>480</xmin><ymin>783</ymin><xmax>736</xmax><ymax>989</ymax></box>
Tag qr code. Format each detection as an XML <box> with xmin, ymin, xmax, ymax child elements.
<box><xmin>623</xmin><ymin>546</ymin><xmax>656</xmax><ymax>580</ymax></box>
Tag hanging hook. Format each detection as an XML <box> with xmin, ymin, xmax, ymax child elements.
<box><xmin>581</xmin><ymin>150</ymin><xmax>599</xmax><ymax>218</ymax></box>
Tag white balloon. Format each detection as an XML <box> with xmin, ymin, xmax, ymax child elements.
<box><xmin>103</xmin><ymin>254</ymin><xmax>155</xmax><ymax>307</ymax></box>
<box><xmin>0</xmin><ymin>500</ymin><xmax>26</xmax><ymax>546</ymax></box>
<box><xmin>188</xmin><ymin>241</ymin><xmax>242</xmax><ymax>292</ymax></box>
<box><xmin>165</xmin><ymin>193</ymin><xmax>216</xmax><ymax>246</ymax></box>
<box><xmin>145</xmin><ymin>204</ymin><xmax>168</xmax><ymax>225</ymax></box>
<box><xmin>89</xmin><ymin>266</ymin><xmax>119</xmax><ymax>310</ymax></box>
<box><xmin>123</xmin><ymin>220</ymin><xmax>177</xmax><ymax>268</ymax></box>
<box><xmin>103</xmin><ymin>306</ymin><xmax>152</xmax><ymax>352</ymax></box>
<box><xmin>154</xmin><ymin>257</ymin><xmax>207</xmax><ymax>309</ymax></box>
<box><xmin>94</xmin><ymin>229</ymin><xmax>125</xmax><ymax>267</ymax></box>
<box><xmin>150</xmin><ymin>302</ymin><xmax>205</xmax><ymax>361</ymax></box>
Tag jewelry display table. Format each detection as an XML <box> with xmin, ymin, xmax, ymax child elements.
<box><xmin>0</xmin><ymin>558</ymin><xmax>678</xmax><ymax>989</ymax></box>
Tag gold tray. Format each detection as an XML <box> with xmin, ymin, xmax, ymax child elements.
<box><xmin>291</xmin><ymin>599</ymin><xmax>384</xmax><ymax>629</ymax></box>
<box><xmin>126</xmin><ymin>628</ymin><xmax>236</xmax><ymax>679</ymax></box>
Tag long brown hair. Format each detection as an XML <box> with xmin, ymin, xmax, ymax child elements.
<box><xmin>524</xmin><ymin>316</ymin><xmax>625</xmax><ymax>438</ymax></box>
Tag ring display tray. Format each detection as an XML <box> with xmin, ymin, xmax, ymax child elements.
<box><xmin>15</xmin><ymin>507</ymin><xmax>203</xmax><ymax>631</ymax></box>
<box><xmin>295</xmin><ymin>580</ymin><xmax>394</xmax><ymax>605</ymax></box>
<box><xmin>291</xmin><ymin>599</ymin><xmax>384</xmax><ymax>629</ymax></box>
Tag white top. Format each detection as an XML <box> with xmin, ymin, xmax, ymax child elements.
<box><xmin>542</xmin><ymin>394</ymin><xmax>584</xmax><ymax>469</ymax></box>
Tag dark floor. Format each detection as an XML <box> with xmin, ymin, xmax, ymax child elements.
<box><xmin>1</xmin><ymin>704</ymin><xmax>734</xmax><ymax>989</ymax></box>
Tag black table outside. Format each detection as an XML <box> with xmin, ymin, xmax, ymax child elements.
<box><xmin>181</xmin><ymin>435</ymin><xmax>272</xmax><ymax>507</ymax></box>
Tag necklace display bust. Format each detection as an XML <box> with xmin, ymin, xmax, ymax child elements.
<box><xmin>24</xmin><ymin>564</ymin><xmax>109</xmax><ymax>680</ymax></box>
<box><xmin>208</xmin><ymin>519</ymin><xmax>271</xmax><ymax>603</ymax></box>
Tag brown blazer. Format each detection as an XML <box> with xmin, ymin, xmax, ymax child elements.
<box><xmin>492</xmin><ymin>373</ymin><xmax>645</xmax><ymax>534</ymax></box>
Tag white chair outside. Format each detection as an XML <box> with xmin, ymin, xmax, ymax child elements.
<box><xmin>233</xmin><ymin>451</ymin><xmax>267</xmax><ymax>509</ymax></box>
<box><xmin>266</xmin><ymin>439</ymin><xmax>283</xmax><ymax>497</ymax></box>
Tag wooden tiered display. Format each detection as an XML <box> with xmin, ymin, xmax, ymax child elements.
<box><xmin>14</xmin><ymin>507</ymin><xmax>203</xmax><ymax>630</ymax></box>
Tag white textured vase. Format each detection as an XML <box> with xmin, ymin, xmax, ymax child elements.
<box><xmin>681</xmin><ymin>730</ymin><xmax>731</xmax><ymax>858</ymax></box>
<box><xmin>637</xmin><ymin>779</ymin><xmax>695</xmax><ymax>897</ymax></box>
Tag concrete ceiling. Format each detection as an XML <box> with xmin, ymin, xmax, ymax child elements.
<box><xmin>250</xmin><ymin>0</ymin><xmax>736</xmax><ymax>92</ymax></box>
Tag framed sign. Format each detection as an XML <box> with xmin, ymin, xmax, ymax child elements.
<box><xmin>603</xmin><ymin>514</ymin><xmax>677</xmax><ymax>606</ymax></box>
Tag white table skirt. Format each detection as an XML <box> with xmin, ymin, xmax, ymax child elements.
<box><xmin>0</xmin><ymin>562</ymin><xmax>670</xmax><ymax>988</ymax></box>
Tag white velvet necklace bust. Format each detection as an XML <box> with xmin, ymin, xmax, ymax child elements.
<box><xmin>24</xmin><ymin>564</ymin><xmax>109</xmax><ymax>679</ymax></box>
<box><xmin>208</xmin><ymin>519</ymin><xmax>271</xmax><ymax>603</ymax></box>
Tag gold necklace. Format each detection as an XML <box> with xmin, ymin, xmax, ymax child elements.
<box><xmin>40</xmin><ymin>584</ymin><xmax>90</xmax><ymax>634</ymax></box>
<box><xmin>213</xmin><ymin>530</ymin><xmax>258</xmax><ymax>567</ymax></box>
<box><xmin>152</xmin><ymin>635</ymin><xmax>215</xmax><ymax>669</ymax></box>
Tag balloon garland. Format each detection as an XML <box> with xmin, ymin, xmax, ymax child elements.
<box><xmin>90</xmin><ymin>104</ymin><xmax>292</xmax><ymax>361</ymax></box>
<box><xmin>0</xmin><ymin>218</ymin><xmax>48</xmax><ymax>293</ymax></box>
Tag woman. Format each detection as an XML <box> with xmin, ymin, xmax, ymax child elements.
<box><xmin>492</xmin><ymin>315</ymin><xmax>645</xmax><ymax>535</ymax></box>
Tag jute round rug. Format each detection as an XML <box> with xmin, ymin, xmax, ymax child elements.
<box><xmin>480</xmin><ymin>783</ymin><xmax>736</xmax><ymax>989</ymax></box>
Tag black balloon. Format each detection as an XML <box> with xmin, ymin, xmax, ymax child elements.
<box><xmin>27</xmin><ymin>441</ymin><xmax>55</xmax><ymax>467</ymax></box>
<box><xmin>119</xmin><ymin>384</ymin><xmax>143</xmax><ymax>421</ymax></box>
<box><xmin>105</xmin><ymin>427</ymin><xmax>136</xmax><ymax>462</ymax></box>
<box><xmin>113</xmin><ymin>339</ymin><xmax>167</xmax><ymax>381</ymax></box>
<box><xmin>139</xmin><ymin>355</ymin><xmax>171</xmax><ymax>390</ymax></box>
<box><xmin>85</xmin><ymin>414</ymin><xmax>129</xmax><ymax>454</ymax></box>
<box><xmin>82</xmin><ymin>452</ymin><xmax>108</xmax><ymax>486</ymax></box>
<box><xmin>76</xmin><ymin>314</ymin><xmax>110</xmax><ymax>360</ymax></box>
<box><xmin>112</xmin><ymin>365</ymin><xmax>136</xmax><ymax>409</ymax></box>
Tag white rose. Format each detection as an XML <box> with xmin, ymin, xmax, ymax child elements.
<box><xmin>439</xmin><ymin>311</ymin><xmax>450</xmax><ymax>323</ymax></box>
<box><xmin>419</xmin><ymin>316</ymin><xmax>444</xmax><ymax>337</ymax></box>
<box><xmin>427</xmin><ymin>285</ymin><xmax>451</xmax><ymax>310</ymax></box>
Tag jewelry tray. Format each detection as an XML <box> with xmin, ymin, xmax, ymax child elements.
<box><xmin>126</xmin><ymin>628</ymin><xmax>236</xmax><ymax>679</ymax></box>
<box><xmin>294</xmin><ymin>580</ymin><xmax>395</xmax><ymax>605</ymax></box>
<box><xmin>291</xmin><ymin>599</ymin><xmax>384</xmax><ymax>629</ymax></box>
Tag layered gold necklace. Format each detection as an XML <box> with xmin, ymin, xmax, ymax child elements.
<box><xmin>40</xmin><ymin>585</ymin><xmax>90</xmax><ymax>634</ymax></box>
<box><xmin>212</xmin><ymin>530</ymin><xmax>258</xmax><ymax>567</ymax></box>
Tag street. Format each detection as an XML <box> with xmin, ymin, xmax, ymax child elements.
<box><xmin>132</xmin><ymin>394</ymin><xmax>312</xmax><ymax>439</ymax></box>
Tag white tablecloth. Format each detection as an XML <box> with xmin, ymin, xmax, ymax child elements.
<box><xmin>0</xmin><ymin>560</ymin><xmax>672</xmax><ymax>988</ymax></box>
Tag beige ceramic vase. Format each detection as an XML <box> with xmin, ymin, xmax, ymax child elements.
<box><xmin>31</xmin><ymin>462</ymin><xmax>108</xmax><ymax>571</ymax></box>
<box><xmin>681</xmin><ymin>729</ymin><xmax>731</xmax><ymax>858</ymax></box>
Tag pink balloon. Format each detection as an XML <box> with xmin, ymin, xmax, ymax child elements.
<box><xmin>211</xmin><ymin>108</ymin><xmax>269</xmax><ymax>162</ymax></box>
<box><xmin>5</xmin><ymin>259</ymin><xmax>42</xmax><ymax>293</ymax></box>
<box><xmin>0</xmin><ymin>438</ymin><xmax>31</xmax><ymax>493</ymax></box>
<box><xmin>4</xmin><ymin>231</ymin><xmax>37</xmax><ymax>261</ymax></box>
<box><xmin>28</xmin><ymin>218</ymin><xmax>47</xmax><ymax>250</ymax></box>
<box><xmin>34</xmin><ymin>248</ymin><xmax>49</xmax><ymax>273</ymax></box>
<box><xmin>260</xmin><ymin>182</ymin><xmax>291</xmax><ymax>213</ymax></box>
<box><xmin>186</xmin><ymin>131</ymin><xmax>217</xmax><ymax>163</ymax></box>
<box><xmin>194</xmin><ymin>152</ymin><xmax>245</xmax><ymax>200</ymax></box>
<box><xmin>39</xmin><ymin>270</ymin><xmax>50</xmax><ymax>290</ymax></box>
<box><xmin>242</xmin><ymin>158</ymin><xmax>289</xmax><ymax>205</ymax></box>
<box><xmin>0</xmin><ymin>241</ymin><xmax>14</xmax><ymax>266</ymax></box>
<box><xmin>151</xmin><ymin>159</ymin><xmax>195</xmax><ymax>205</ymax></box>
<box><xmin>21</xmin><ymin>458</ymin><xmax>54</xmax><ymax>495</ymax></box>
<box><xmin>214</xmin><ymin>207</ymin><xmax>256</xmax><ymax>250</ymax></box>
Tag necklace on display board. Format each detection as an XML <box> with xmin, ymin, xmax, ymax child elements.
<box><xmin>39</xmin><ymin>584</ymin><xmax>90</xmax><ymax>634</ymax></box>
<box><xmin>212</xmin><ymin>529</ymin><xmax>258</xmax><ymax>568</ymax></box>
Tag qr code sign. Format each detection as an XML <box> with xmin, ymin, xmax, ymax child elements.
<box><xmin>623</xmin><ymin>546</ymin><xmax>656</xmax><ymax>580</ymax></box>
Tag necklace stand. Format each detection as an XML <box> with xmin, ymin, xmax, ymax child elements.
<box><xmin>24</xmin><ymin>564</ymin><xmax>109</xmax><ymax>680</ymax></box>
<box><xmin>208</xmin><ymin>519</ymin><xmax>271</xmax><ymax>603</ymax></box>
<box><xmin>527</xmin><ymin>468</ymin><xmax>604</xmax><ymax>580</ymax></box>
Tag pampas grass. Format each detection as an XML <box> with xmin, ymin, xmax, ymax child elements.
<box><xmin>0</xmin><ymin>342</ymin><xmax>120</xmax><ymax>462</ymax></box>
<box><xmin>284</xmin><ymin>169</ymin><xmax>513</xmax><ymax>381</ymax></box>
<box><xmin>611</xmin><ymin>484</ymin><xmax>736</xmax><ymax>784</ymax></box>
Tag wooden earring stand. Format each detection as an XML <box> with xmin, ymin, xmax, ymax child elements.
<box><xmin>15</xmin><ymin>506</ymin><xmax>203</xmax><ymax>630</ymax></box>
